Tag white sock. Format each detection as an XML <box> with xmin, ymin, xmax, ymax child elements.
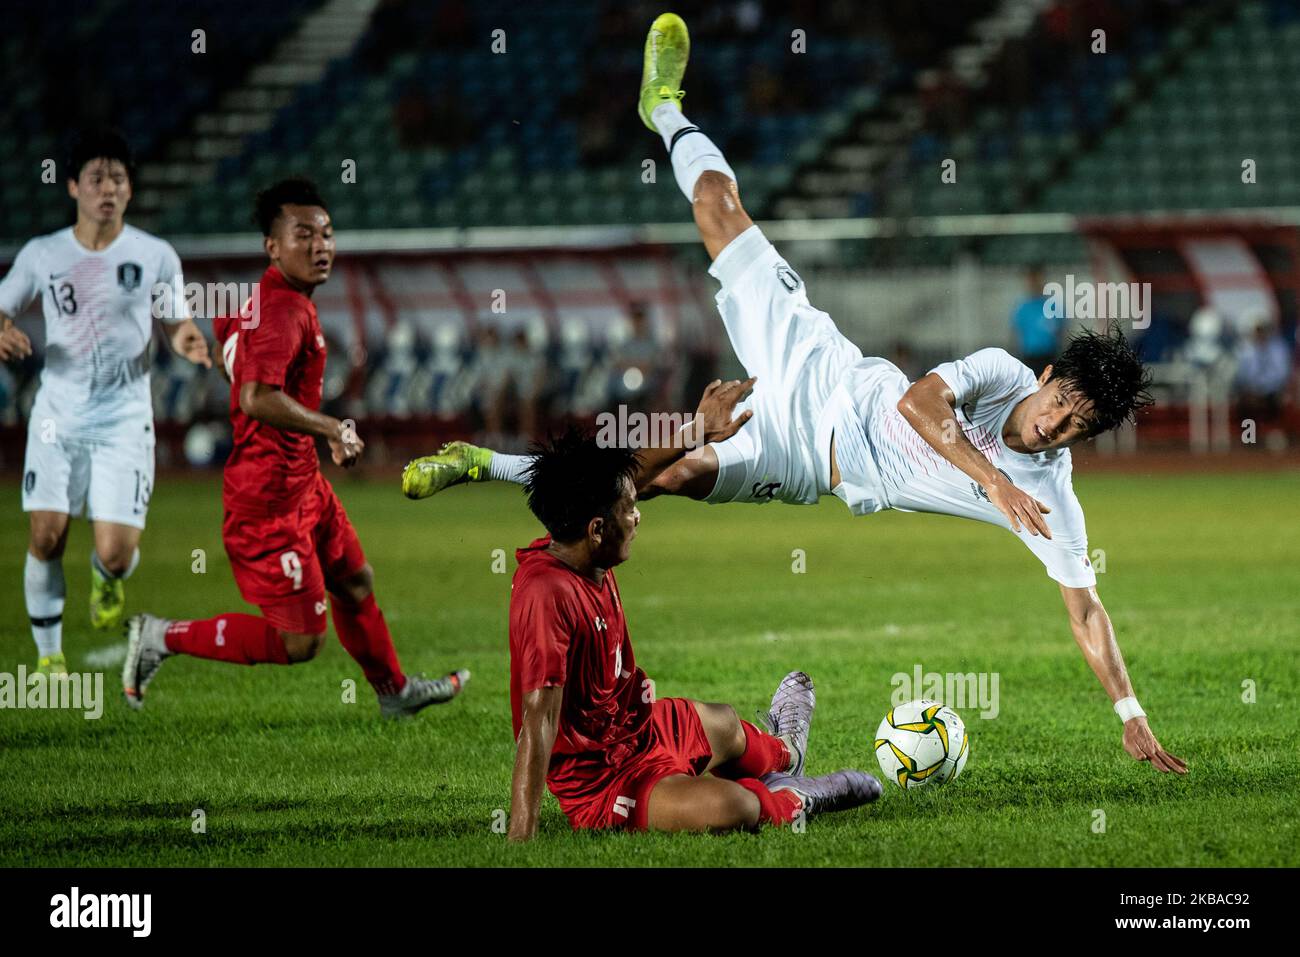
<box><xmin>91</xmin><ymin>547</ymin><xmax>140</xmax><ymax>580</ymax></box>
<box><xmin>25</xmin><ymin>553</ymin><xmax>65</xmax><ymax>657</ymax></box>
<box><xmin>487</xmin><ymin>453</ymin><xmax>534</xmax><ymax>484</ymax></box>
<box><xmin>652</xmin><ymin>104</ymin><xmax>737</xmax><ymax>202</ymax></box>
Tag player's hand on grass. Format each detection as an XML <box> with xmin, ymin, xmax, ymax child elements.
<box><xmin>987</xmin><ymin>474</ymin><xmax>1052</xmax><ymax>538</ymax></box>
<box><xmin>692</xmin><ymin>376</ymin><xmax>756</xmax><ymax>446</ymax></box>
<box><xmin>1123</xmin><ymin>717</ymin><xmax>1187</xmax><ymax>774</ymax></box>
<box><xmin>0</xmin><ymin>324</ymin><xmax>33</xmax><ymax>361</ymax></box>
<box><xmin>169</xmin><ymin>320</ymin><xmax>213</xmax><ymax>368</ymax></box>
<box><xmin>329</xmin><ymin>419</ymin><xmax>365</xmax><ymax>467</ymax></box>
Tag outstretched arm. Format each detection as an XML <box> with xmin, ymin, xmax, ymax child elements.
<box><xmin>633</xmin><ymin>377</ymin><xmax>755</xmax><ymax>492</ymax></box>
<box><xmin>1060</xmin><ymin>584</ymin><xmax>1187</xmax><ymax>774</ymax></box>
<box><xmin>508</xmin><ymin>686</ymin><xmax>563</xmax><ymax>842</ymax></box>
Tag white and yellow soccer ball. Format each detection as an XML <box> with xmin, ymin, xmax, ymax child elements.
<box><xmin>874</xmin><ymin>699</ymin><xmax>969</xmax><ymax>790</ymax></box>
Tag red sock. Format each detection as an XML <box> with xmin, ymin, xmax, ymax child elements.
<box><xmin>331</xmin><ymin>593</ymin><xmax>405</xmax><ymax>696</ymax></box>
<box><xmin>164</xmin><ymin>614</ymin><xmax>289</xmax><ymax>665</ymax></box>
<box><xmin>713</xmin><ymin>720</ymin><xmax>791</xmax><ymax>779</ymax></box>
<box><xmin>736</xmin><ymin>778</ymin><xmax>803</xmax><ymax>827</ymax></box>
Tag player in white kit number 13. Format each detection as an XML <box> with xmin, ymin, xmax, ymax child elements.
<box><xmin>0</xmin><ymin>129</ymin><xmax>211</xmax><ymax>674</ymax></box>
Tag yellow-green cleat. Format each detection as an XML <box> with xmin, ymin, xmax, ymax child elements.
<box><xmin>638</xmin><ymin>12</ymin><xmax>690</xmax><ymax>133</ymax></box>
<box><xmin>401</xmin><ymin>441</ymin><xmax>494</xmax><ymax>500</ymax></box>
<box><xmin>90</xmin><ymin>563</ymin><xmax>125</xmax><ymax>631</ymax></box>
<box><xmin>37</xmin><ymin>652</ymin><xmax>68</xmax><ymax>675</ymax></box>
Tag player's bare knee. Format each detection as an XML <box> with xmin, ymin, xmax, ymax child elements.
<box><xmin>95</xmin><ymin>546</ymin><xmax>134</xmax><ymax>577</ymax></box>
<box><xmin>328</xmin><ymin>563</ymin><xmax>374</xmax><ymax>605</ymax></box>
<box><xmin>29</xmin><ymin>529</ymin><xmax>66</xmax><ymax>561</ymax></box>
<box><xmin>708</xmin><ymin>703</ymin><xmax>746</xmax><ymax>762</ymax></box>
<box><xmin>281</xmin><ymin>630</ymin><xmax>326</xmax><ymax>662</ymax></box>
<box><xmin>720</xmin><ymin>783</ymin><xmax>760</xmax><ymax>831</ymax></box>
<box><xmin>28</xmin><ymin>514</ymin><xmax>69</xmax><ymax>560</ymax></box>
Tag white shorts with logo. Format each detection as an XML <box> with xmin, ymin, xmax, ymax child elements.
<box><xmin>704</xmin><ymin>225</ymin><xmax>863</xmax><ymax>506</ymax></box>
<box><xmin>22</xmin><ymin>426</ymin><xmax>155</xmax><ymax>529</ymax></box>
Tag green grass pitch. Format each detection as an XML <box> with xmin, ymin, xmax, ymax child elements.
<box><xmin>2</xmin><ymin>469</ymin><xmax>1297</xmax><ymax>867</ymax></box>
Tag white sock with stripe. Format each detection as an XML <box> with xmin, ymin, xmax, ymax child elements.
<box><xmin>25</xmin><ymin>553</ymin><xmax>65</xmax><ymax>657</ymax></box>
<box><xmin>652</xmin><ymin>104</ymin><xmax>738</xmax><ymax>202</ymax></box>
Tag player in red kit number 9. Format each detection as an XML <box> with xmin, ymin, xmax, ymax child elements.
<box><xmin>122</xmin><ymin>177</ymin><xmax>469</xmax><ymax>717</ymax></box>
<box><xmin>507</xmin><ymin>391</ymin><xmax>881</xmax><ymax>841</ymax></box>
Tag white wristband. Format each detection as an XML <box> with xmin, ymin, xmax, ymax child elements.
<box><xmin>1114</xmin><ymin>696</ymin><xmax>1146</xmax><ymax>722</ymax></box>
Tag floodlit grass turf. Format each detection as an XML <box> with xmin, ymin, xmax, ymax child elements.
<box><xmin>2</xmin><ymin>470</ymin><xmax>1298</xmax><ymax>867</ymax></box>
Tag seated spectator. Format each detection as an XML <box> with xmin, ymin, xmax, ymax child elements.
<box><xmin>1235</xmin><ymin>315</ymin><xmax>1293</xmax><ymax>428</ymax></box>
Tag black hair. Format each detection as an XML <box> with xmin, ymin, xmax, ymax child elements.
<box><xmin>523</xmin><ymin>428</ymin><xmax>640</xmax><ymax>543</ymax></box>
<box><xmin>1048</xmin><ymin>325</ymin><xmax>1154</xmax><ymax>435</ymax></box>
<box><xmin>65</xmin><ymin>128</ymin><xmax>135</xmax><ymax>184</ymax></box>
<box><xmin>253</xmin><ymin>176</ymin><xmax>329</xmax><ymax>236</ymax></box>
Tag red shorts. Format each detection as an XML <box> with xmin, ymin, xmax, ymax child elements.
<box><xmin>548</xmin><ymin>698</ymin><xmax>713</xmax><ymax>831</ymax></box>
<box><xmin>222</xmin><ymin>472</ymin><xmax>366</xmax><ymax>634</ymax></box>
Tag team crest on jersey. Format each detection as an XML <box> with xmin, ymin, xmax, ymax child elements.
<box><xmin>117</xmin><ymin>262</ymin><xmax>143</xmax><ymax>292</ymax></box>
<box><xmin>775</xmin><ymin>262</ymin><xmax>803</xmax><ymax>292</ymax></box>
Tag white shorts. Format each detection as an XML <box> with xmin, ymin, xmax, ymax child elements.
<box><xmin>22</xmin><ymin>427</ymin><xmax>155</xmax><ymax>529</ymax></box>
<box><xmin>704</xmin><ymin>226</ymin><xmax>863</xmax><ymax>506</ymax></box>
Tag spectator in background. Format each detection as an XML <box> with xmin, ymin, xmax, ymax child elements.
<box><xmin>1010</xmin><ymin>263</ymin><xmax>1063</xmax><ymax>375</ymax></box>
<box><xmin>608</xmin><ymin>302</ymin><xmax>667</xmax><ymax>411</ymax></box>
<box><xmin>1234</xmin><ymin>315</ymin><xmax>1293</xmax><ymax>433</ymax></box>
<box><xmin>504</xmin><ymin>326</ymin><xmax>546</xmax><ymax>442</ymax></box>
<box><xmin>470</xmin><ymin>324</ymin><xmax>510</xmax><ymax>440</ymax></box>
<box><xmin>469</xmin><ymin>324</ymin><xmax>546</xmax><ymax>447</ymax></box>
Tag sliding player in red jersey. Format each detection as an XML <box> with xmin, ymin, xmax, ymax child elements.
<box><xmin>506</xmin><ymin>385</ymin><xmax>880</xmax><ymax>841</ymax></box>
<box><xmin>122</xmin><ymin>177</ymin><xmax>468</xmax><ymax>718</ymax></box>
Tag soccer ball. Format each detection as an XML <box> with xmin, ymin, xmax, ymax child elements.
<box><xmin>874</xmin><ymin>699</ymin><xmax>969</xmax><ymax>790</ymax></box>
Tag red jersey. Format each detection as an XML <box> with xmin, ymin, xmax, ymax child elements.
<box><xmin>509</xmin><ymin>537</ymin><xmax>653</xmax><ymax>769</ymax></box>
<box><xmin>215</xmin><ymin>265</ymin><xmax>328</xmax><ymax>517</ymax></box>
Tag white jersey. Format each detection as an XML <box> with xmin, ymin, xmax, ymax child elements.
<box><xmin>827</xmin><ymin>348</ymin><xmax>1098</xmax><ymax>588</ymax></box>
<box><xmin>0</xmin><ymin>225</ymin><xmax>184</xmax><ymax>443</ymax></box>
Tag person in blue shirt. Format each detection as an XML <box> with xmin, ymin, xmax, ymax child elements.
<box><xmin>1011</xmin><ymin>264</ymin><xmax>1066</xmax><ymax>375</ymax></box>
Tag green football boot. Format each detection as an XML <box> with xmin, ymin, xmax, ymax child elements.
<box><xmin>638</xmin><ymin>12</ymin><xmax>690</xmax><ymax>133</ymax></box>
<box><xmin>90</xmin><ymin>562</ymin><xmax>126</xmax><ymax>631</ymax></box>
<box><xmin>401</xmin><ymin>441</ymin><xmax>494</xmax><ymax>500</ymax></box>
<box><xmin>37</xmin><ymin>652</ymin><xmax>68</xmax><ymax>675</ymax></box>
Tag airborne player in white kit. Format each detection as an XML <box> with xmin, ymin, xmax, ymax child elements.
<box><xmin>0</xmin><ymin>129</ymin><xmax>211</xmax><ymax>673</ymax></box>
<box><xmin>402</xmin><ymin>14</ymin><xmax>1187</xmax><ymax>776</ymax></box>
